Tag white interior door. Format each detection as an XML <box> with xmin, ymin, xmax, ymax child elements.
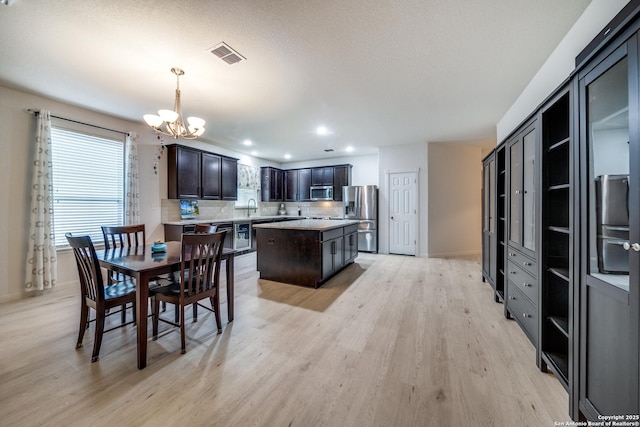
<box><xmin>389</xmin><ymin>172</ymin><xmax>417</xmax><ymax>255</ymax></box>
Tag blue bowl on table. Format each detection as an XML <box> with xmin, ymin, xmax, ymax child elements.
<box><xmin>151</xmin><ymin>242</ymin><xmax>167</xmax><ymax>253</ymax></box>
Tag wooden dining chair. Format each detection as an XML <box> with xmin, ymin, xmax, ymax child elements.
<box><xmin>66</xmin><ymin>233</ymin><xmax>137</xmax><ymax>362</ymax></box>
<box><xmin>151</xmin><ymin>231</ymin><xmax>226</xmax><ymax>354</ymax></box>
<box><xmin>194</xmin><ymin>224</ymin><xmax>217</xmax><ymax>233</ymax></box>
<box><xmin>101</xmin><ymin>224</ymin><xmax>145</xmax><ymax>322</ymax></box>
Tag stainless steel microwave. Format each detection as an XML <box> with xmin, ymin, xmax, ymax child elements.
<box><xmin>310</xmin><ymin>185</ymin><xmax>333</xmax><ymax>201</ymax></box>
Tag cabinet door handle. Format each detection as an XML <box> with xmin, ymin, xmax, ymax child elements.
<box><xmin>523</xmin><ymin>283</ymin><xmax>532</xmax><ymax>287</ymax></box>
<box><xmin>523</xmin><ymin>313</ymin><xmax>531</xmax><ymax>318</ymax></box>
<box><xmin>523</xmin><ymin>262</ymin><xmax>531</xmax><ymax>266</ymax></box>
<box><xmin>509</xmin><ymin>271</ymin><xmax>516</xmax><ymax>275</ymax></box>
<box><xmin>509</xmin><ymin>253</ymin><xmax>516</xmax><ymax>257</ymax></box>
<box><xmin>509</xmin><ymin>296</ymin><xmax>515</xmax><ymax>300</ymax></box>
<box><xmin>624</xmin><ymin>242</ymin><xmax>640</xmax><ymax>252</ymax></box>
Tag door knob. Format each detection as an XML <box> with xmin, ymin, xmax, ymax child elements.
<box><xmin>633</xmin><ymin>243</ymin><xmax>640</xmax><ymax>252</ymax></box>
<box><xmin>622</xmin><ymin>242</ymin><xmax>639</xmax><ymax>251</ymax></box>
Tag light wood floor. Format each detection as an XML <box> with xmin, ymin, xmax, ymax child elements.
<box><xmin>0</xmin><ymin>252</ymin><xmax>567</xmax><ymax>427</ymax></box>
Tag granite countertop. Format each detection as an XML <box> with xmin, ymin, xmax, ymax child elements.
<box><xmin>252</xmin><ymin>219</ymin><xmax>359</xmax><ymax>231</ymax></box>
<box><xmin>163</xmin><ymin>215</ymin><xmax>301</xmax><ymax>226</ymax></box>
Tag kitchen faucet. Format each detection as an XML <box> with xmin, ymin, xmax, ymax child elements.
<box><xmin>247</xmin><ymin>198</ymin><xmax>257</xmax><ymax>217</ymax></box>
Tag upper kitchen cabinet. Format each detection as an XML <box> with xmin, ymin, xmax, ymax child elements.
<box><xmin>167</xmin><ymin>144</ymin><xmax>238</xmax><ymax>200</ymax></box>
<box><xmin>577</xmin><ymin>30</ymin><xmax>639</xmax><ymax>420</ymax></box>
<box><xmin>168</xmin><ymin>144</ymin><xmax>200</xmax><ymax>199</ymax></box>
<box><xmin>332</xmin><ymin>165</ymin><xmax>352</xmax><ymax>201</ymax></box>
<box><xmin>284</xmin><ymin>169</ymin><xmax>299</xmax><ymax>202</ymax></box>
<box><xmin>298</xmin><ymin>168</ymin><xmax>312</xmax><ymax>201</ymax></box>
<box><xmin>261</xmin><ymin>167</ymin><xmax>283</xmax><ymax>202</ymax></box>
<box><xmin>221</xmin><ymin>156</ymin><xmax>238</xmax><ymax>201</ymax></box>
<box><xmin>311</xmin><ymin>167</ymin><xmax>334</xmax><ymax>186</ymax></box>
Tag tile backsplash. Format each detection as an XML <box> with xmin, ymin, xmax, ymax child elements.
<box><xmin>161</xmin><ymin>199</ymin><xmax>345</xmax><ymax>222</ymax></box>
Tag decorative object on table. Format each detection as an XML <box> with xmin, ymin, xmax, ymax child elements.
<box><xmin>151</xmin><ymin>241</ymin><xmax>167</xmax><ymax>253</ymax></box>
<box><xmin>143</xmin><ymin>67</ymin><xmax>205</xmax><ymax>140</ymax></box>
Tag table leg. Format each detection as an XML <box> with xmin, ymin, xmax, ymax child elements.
<box><xmin>226</xmin><ymin>254</ymin><xmax>234</xmax><ymax>321</ymax></box>
<box><xmin>136</xmin><ymin>271</ymin><xmax>150</xmax><ymax>369</ymax></box>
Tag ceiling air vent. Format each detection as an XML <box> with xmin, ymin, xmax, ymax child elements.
<box><xmin>209</xmin><ymin>42</ymin><xmax>246</xmax><ymax>65</ymax></box>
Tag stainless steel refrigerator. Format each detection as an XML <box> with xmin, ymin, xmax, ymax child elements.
<box><xmin>343</xmin><ymin>185</ymin><xmax>378</xmax><ymax>253</ymax></box>
<box><xmin>595</xmin><ymin>174</ymin><xmax>629</xmax><ymax>274</ymax></box>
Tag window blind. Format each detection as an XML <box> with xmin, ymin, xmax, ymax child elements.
<box><xmin>51</xmin><ymin>126</ymin><xmax>124</xmax><ymax>247</ymax></box>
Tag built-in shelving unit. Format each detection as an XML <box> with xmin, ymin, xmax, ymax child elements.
<box><xmin>495</xmin><ymin>146</ymin><xmax>506</xmax><ymax>302</ymax></box>
<box><xmin>540</xmin><ymin>90</ymin><xmax>572</xmax><ymax>392</ymax></box>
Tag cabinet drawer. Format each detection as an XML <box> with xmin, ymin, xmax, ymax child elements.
<box><xmin>321</xmin><ymin>228</ymin><xmax>343</xmax><ymax>241</ymax></box>
<box><xmin>506</xmin><ymin>248</ymin><xmax>537</xmax><ymax>277</ymax></box>
<box><xmin>507</xmin><ymin>286</ymin><xmax>538</xmax><ymax>346</ymax></box>
<box><xmin>344</xmin><ymin>224</ymin><xmax>358</xmax><ymax>235</ymax></box>
<box><xmin>507</xmin><ymin>261</ymin><xmax>538</xmax><ymax>304</ymax></box>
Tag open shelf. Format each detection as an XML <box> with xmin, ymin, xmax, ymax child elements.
<box><xmin>548</xmin><ymin>137</ymin><xmax>570</xmax><ymax>152</ymax></box>
<box><xmin>548</xmin><ymin>226</ymin><xmax>570</xmax><ymax>235</ymax></box>
<box><xmin>548</xmin><ymin>184</ymin><xmax>570</xmax><ymax>191</ymax></box>
<box><xmin>549</xmin><ymin>316</ymin><xmax>570</xmax><ymax>338</ymax></box>
<box><xmin>543</xmin><ymin>352</ymin><xmax>570</xmax><ymax>391</ymax></box>
<box><xmin>549</xmin><ymin>267</ymin><xmax>570</xmax><ymax>282</ymax></box>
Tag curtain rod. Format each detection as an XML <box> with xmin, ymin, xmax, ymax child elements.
<box><xmin>26</xmin><ymin>109</ymin><xmax>129</xmax><ymax>136</ymax></box>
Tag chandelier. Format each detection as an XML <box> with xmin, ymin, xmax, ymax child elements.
<box><xmin>143</xmin><ymin>67</ymin><xmax>205</xmax><ymax>139</ymax></box>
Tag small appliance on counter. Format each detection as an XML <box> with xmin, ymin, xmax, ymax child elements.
<box><xmin>278</xmin><ymin>203</ymin><xmax>287</xmax><ymax>215</ymax></box>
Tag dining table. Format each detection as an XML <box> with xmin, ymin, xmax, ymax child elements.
<box><xmin>96</xmin><ymin>241</ymin><xmax>236</xmax><ymax>369</ymax></box>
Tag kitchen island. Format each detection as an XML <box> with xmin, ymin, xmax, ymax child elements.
<box><xmin>253</xmin><ymin>219</ymin><xmax>359</xmax><ymax>288</ymax></box>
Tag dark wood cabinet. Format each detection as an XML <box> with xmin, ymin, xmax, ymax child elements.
<box><xmin>482</xmin><ymin>150</ymin><xmax>503</xmax><ymax>302</ymax></box>
<box><xmin>481</xmin><ymin>5</ymin><xmax>640</xmax><ymax>421</ymax></box>
<box><xmin>298</xmin><ymin>168</ymin><xmax>312</xmax><ymax>201</ymax></box>
<box><xmin>261</xmin><ymin>167</ymin><xmax>283</xmax><ymax>202</ymax></box>
<box><xmin>284</xmin><ymin>169</ymin><xmax>299</xmax><ymax>202</ymax></box>
<box><xmin>167</xmin><ymin>144</ymin><xmax>237</xmax><ymax>200</ymax></box>
<box><xmin>333</xmin><ymin>164</ymin><xmax>352</xmax><ymax>201</ymax></box>
<box><xmin>539</xmin><ymin>89</ymin><xmax>574</xmax><ymax>406</ymax></box>
<box><xmin>577</xmin><ymin>31</ymin><xmax>639</xmax><ymax>420</ymax></box>
<box><xmin>311</xmin><ymin>167</ymin><xmax>333</xmax><ymax>186</ymax></box>
<box><xmin>201</xmin><ymin>152</ymin><xmax>221</xmax><ymax>200</ymax></box>
<box><xmin>505</xmin><ymin>119</ymin><xmax>539</xmax><ymax>351</ymax></box>
<box><xmin>344</xmin><ymin>224</ymin><xmax>358</xmax><ymax>264</ymax></box>
<box><xmin>221</xmin><ymin>157</ymin><xmax>237</xmax><ymax>201</ymax></box>
<box><xmin>169</xmin><ymin>145</ymin><xmax>201</xmax><ymax>199</ymax></box>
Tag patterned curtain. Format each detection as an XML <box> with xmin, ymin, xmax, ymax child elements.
<box><xmin>124</xmin><ymin>132</ymin><xmax>140</xmax><ymax>225</ymax></box>
<box><xmin>25</xmin><ymin>110</ymin><xmax>57</xmax><ymax>292</ymax></box>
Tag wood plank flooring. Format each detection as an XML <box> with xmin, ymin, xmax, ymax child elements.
<box><xmin>0</xmin><ymin>253</ymin><xmax>568</xmax><ymax>426</ymax></box>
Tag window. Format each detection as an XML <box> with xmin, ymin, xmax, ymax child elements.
<box><xmin>50</xmin><ymin>126</ymin><xmax>124</xmax><ymax>247</ymax></box>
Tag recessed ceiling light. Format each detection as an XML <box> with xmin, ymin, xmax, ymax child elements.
<box><xmin>316</xmin><ymin>126</ymin><xmax>331</xmax><ymax>136</ymax></box>
<box><xmin>243</xmin><ymin>139</ymin><xmax>252</xmax><ymax>146</ymax></box>
<box><xmin>284</xmin><ymin>153</ymin><xmax>291</xmax><ymax>159</ymax></box>
<box><xmin>345</xmin><ymin>146</ymin><xmax>354</xmax><ymax>152</ymax></box>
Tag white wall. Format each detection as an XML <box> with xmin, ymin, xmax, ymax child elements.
<box><xmin>497</xmin><ymin>0</ymin><xmax>630</xmax><ymax>141</ymax></box>
<box><xmin>427</xmin><ymin>143</ymin><xmax>490</xmax><ymax>257</ymax></box>
<box><xmin>378</xmin><ymin>143</ymin><xmax>429</xmax><ymax>256</ymax></box>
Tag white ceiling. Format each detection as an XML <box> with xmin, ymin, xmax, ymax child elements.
<box><xmin>0</xmin><ymin>0</ymin><xmax>591</xmax><ymax>162</ymax></box>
